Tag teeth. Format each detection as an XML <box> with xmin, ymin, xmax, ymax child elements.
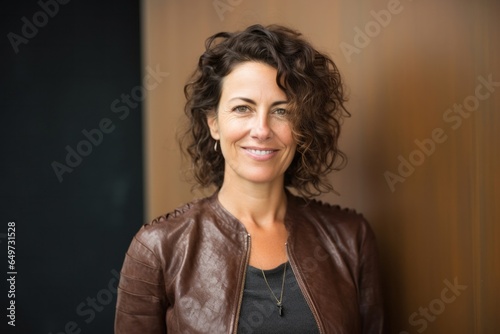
<box><xmin>248</xmin><ymin>149</ymin><xmax>274</xmax><ymax>155</ymax></box>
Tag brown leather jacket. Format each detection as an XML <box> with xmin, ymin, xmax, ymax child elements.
<box><xmin>115</xmin><ymin>192</ymin><xmax>384</xmax><ymax>333</ymax></box>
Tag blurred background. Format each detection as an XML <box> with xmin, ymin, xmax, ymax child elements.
<box><xmin>1</xmin><ymin>0</ymin><xmax>499</xmax><ymax>333</ymax></box>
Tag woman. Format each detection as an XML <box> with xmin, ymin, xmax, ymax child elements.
<box><xmin>115</xmin><ymin>24</ymin><xmax>384</xmax><ymax>333</ymax></box>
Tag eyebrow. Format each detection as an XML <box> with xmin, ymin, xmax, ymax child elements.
<box><xmin>229</xmin><ymin>97</ymin><xmax>288</xmax><ymax>107</ymax></box>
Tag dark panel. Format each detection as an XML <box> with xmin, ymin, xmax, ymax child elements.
<box><xmin>1</xmin><ymin>1</ymin><xmax>142</xmax><ymax>333</ymax></box>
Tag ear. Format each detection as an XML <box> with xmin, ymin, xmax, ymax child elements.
<box><xmin>207</xmin><ymin>111</ymin><xmax>220</xmax><ymax>140</ymax></box>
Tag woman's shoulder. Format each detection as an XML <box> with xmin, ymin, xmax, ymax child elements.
<box><xmin>289</xmin><ymin>192</ymin><xmax>365</xmax><ymax>222</ymax></box>
<box><xmin>148</xmin><ymin>198</ymin><xmax>203</xmax><ymax>226</ymax></box>
<box><xmin>287</xmin><ymin>192</ymin><xmax>373</xmax><ymax>237</ymax></box>
<box><xmin>133</xmin><ymin>195</ymin><xmax>215</xmax><ymax>244</ymax></box>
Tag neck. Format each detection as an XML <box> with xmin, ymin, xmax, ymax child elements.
<box><xmin>217</xmin><ymin>178</ymin><xmax>288</xmax><ymax>228</ymax></box>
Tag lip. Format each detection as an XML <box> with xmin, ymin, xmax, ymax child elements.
<box><xmin>242</xmin><ymin>146</ymin><xmax>279</xmax><ymax>161</ymax></box>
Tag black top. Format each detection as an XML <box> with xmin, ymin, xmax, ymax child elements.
<box><xmin>238</xmin><ymin>262</ymin><xmax>320</xmax><ymax>334</ymax></box>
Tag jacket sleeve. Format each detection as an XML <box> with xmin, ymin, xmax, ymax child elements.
<box><xmin>115</xmin><ymin>232</ymin><xmax>168</xmax><ymax>333</ymax></box>
<box><xmin>358</xmin><ymin>219</ymin><xmax>385</xmax><ymax>334</ymax></box>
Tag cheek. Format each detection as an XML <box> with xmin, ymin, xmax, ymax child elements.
<box><xmin>218</xmin><ymin>117</ymin><xmax>249</xmax><ymax>141</ymax></box>
<box><xmin>278</xmin><ymin>123</ymin><xmax>296</xmax><ymax>146</ymax></box>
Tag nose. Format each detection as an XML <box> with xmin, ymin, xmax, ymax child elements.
<box><xmin>250</xmin><ymin>112</ymin><xmax>273</xmax><ymax>141</ymax></box>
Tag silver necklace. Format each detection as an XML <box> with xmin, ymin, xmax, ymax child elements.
<box><xmin>260</xmin><ymin>262</ymin><xmax>287</xmax><ymax>316</ymax></box>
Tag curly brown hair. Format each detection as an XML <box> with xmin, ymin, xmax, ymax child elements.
<box><xmin>180</xmin><ymin>24</ymin><xmax>350</xmax><ymax>197</ymax></box>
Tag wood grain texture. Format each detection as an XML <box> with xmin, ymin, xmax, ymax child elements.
<box><xmin>143</xmin><ymin>1</ymin><xmax>499</xmax><ymax>332</ymax></box>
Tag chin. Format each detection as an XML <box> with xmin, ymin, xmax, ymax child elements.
<box><xmin>242</xmin><ymin>172</ymin><xmax>282</xmax><ymax>185</ymax></box>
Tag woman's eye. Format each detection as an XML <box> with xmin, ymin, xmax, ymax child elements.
<box><xmin>233</xmin><ymin>105</ymin><xmax>250</xmax><ymax>113</ymax></box>
<box><xmin>273</xmin><ymin>108</ymin><xmax>287</xmax><ymax>115</ymax></box>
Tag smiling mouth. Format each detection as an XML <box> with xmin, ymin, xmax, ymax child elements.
<box><xmin>246</xmin><ymin>148</ymin><xmax>276</xmax><ymax>155</ymax></box>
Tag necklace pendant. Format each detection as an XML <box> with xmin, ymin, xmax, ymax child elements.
<box><xmin>277</xmin><ymin>302</ymin><xmax>283</xmax><ymax>316</ymax></box>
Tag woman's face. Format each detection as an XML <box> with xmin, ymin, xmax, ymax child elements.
<box><xmin>207</xmin><ymin>61</ymin><xmax>297</xmax><ymax>188</ymax></box>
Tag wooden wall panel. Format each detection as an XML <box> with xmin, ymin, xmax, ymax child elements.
<box><xmin>143</xmin><ymin>0</ymin><xmax>499</xmax><ymax>332</ymax></box>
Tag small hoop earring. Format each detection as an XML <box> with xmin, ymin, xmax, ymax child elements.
<box><xmin>214</xmin><ymin>141</ymin><xmax>218</xmax><ymax>151</ymax></box>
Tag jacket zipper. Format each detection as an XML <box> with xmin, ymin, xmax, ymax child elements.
<box><xmin>232</xmin><ymin>233</ymin><xmax>251</xmax><ymax>334</ymax></box>
<box><xmin>286</xmin><ymin>242</ymin><xmax>325</xmax><ymax>334</ymax></box>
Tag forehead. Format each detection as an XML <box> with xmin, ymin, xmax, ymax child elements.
<box><xmin>220</xmin><ymin>61</ymin><xmax>286</xmax><ymax>100</ymax></box>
